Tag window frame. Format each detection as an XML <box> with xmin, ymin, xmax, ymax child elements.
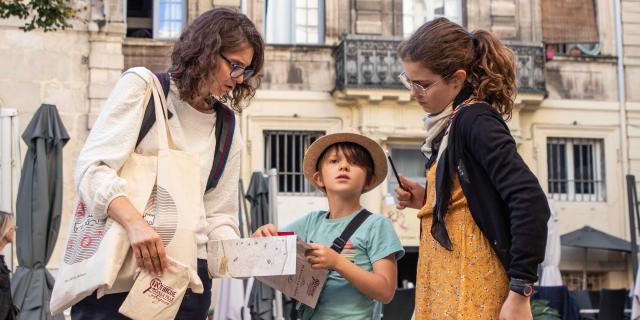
<box><xmin>546</xmin><ymin>137</ymin><xmax>606</xmax><ymax>202</ymax></box>
<box><xmin>265</xmin><ymin>0</ymin><xmax>325</xmax><ymax>45</ymax></box>
<box><xmin>263</xmin><ymin>130</ymin><xmax>326</xmax><ymax>195</ymax></box>
<box><xmin>152</xmin><ymin>0</ymin><xmax>187</xmax><ymax>40</ymax></box>
<box><xmin>402</xmin><ymin>0</ymin><xmax>464</xmax><ymax>37</ymax></box>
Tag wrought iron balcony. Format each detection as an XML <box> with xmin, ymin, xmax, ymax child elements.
<box><xmin>334</xmin><ymin>36</ymin><xmax>546</xmax><ymax>95</ymax></box>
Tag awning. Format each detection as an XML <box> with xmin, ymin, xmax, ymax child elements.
<box><xmin>561</xmin><ymin>225</ymin><xmax>633</xmax><ymax>253</ymax></box>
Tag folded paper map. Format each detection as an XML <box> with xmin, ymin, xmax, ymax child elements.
<box><xmin>207</xmin><ymin>235</ymin><xmax>297</xmax><ymax>278</ymax></box>
<box><xmin>257</xmin><ymin>238</ymin><xmax>328</xmax><ymax>308</ymax></box>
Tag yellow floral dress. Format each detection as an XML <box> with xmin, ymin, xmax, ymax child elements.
<box><xmin>414</xmin><ymin>163</ymin><xmax>509</xmax><ymax>320</ymax></box>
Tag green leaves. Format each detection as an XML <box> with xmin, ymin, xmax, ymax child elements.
<box><xmin>0</xmin><ymin>0</ymin><xmax>76</xmax><ymax>32</ymax></box>
<box><xmin>531</xmin><ymin>299</ymin><xmax>562</xmax><ymax>320</ymax></box>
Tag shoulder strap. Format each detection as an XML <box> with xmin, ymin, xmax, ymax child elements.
<box><xmin>330</xmin><ymin>209</ymin><xmax>373</xmax><ymax>253</ymax></box>
<box><xmin>205</xmin><ymin>100</ymin><xmax>236</xmax><ymax>191</ymax></box>
<box><xmin>136</xmin><ymin>72</ymin><xmax>172</xmax><ymax>148</ymax></box>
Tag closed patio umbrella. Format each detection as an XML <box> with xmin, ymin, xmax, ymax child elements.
<box><xmin>11</xmin><ymin>104</ymin><xmax>68</xmax><ymax>319</ymax></box>
<box><xmin>540</xmin><ymin>198</ymin><xmax>563</xmax><ymax>286</ymax></box>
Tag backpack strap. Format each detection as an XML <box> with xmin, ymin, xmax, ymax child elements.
<box><xmin>206</xmin><ymin>100</ymin><xmax>236</xmax><ymax>191</ymax></box>
<box><xmin>330</xmin><ymin>209</ymin><xmax>373</xmax><ymax>253</ymax></box>
<box><xmin>135</xmin><ymin>73</ymin><xmax>236</xmax><ymax>193</ymax></box>
<box><xmin>136</xmin><ymin>72</ymin><xmax>172</xmax><ymax>148</ymax></box>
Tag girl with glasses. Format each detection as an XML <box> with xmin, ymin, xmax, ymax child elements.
<box><xmin>394</xmin><ymin>18</ymin><xmax>550</xmax><ymax>320</ymax></box>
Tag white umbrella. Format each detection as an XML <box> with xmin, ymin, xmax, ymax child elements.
<box><xmin>540</xmin><ymin>198</ymin><xmax>563</xmax><ymax>286</ymax></box>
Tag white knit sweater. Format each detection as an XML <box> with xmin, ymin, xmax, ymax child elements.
<box><xmin>75</xmin><ymin>67</ymin><xmax>241</xmax><ymax>259</ymax></box>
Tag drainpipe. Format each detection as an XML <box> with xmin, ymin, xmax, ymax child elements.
<box><xmin>614</xmin><ymin>0</ymin><xmax>634</xmax><ymax>280</ymax></box>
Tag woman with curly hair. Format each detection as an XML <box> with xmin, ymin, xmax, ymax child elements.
<box><xmin>394</xmin><ymin>18</ymin><xmax>550</xmax><ymax>319</ymax></box>
<box><xmin>70</xmin><ymin>8</ymin><xmax>264</xmax><ymax>319</ymax></box>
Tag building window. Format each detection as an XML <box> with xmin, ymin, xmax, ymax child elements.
<box><xmin>265</xmin><ymin>0</ymin><xmax>324</xmax><ymax>44</ymax></box>
<box><xmin>547</xmin><ymin>137</ymin><xmax>605</xmax><ymax>202</ymax></box>
<box><xmin>561</xmin><ymin>271</ymin><xmax>605</xmax><ymax>291</ymax></box>
<box><xmin>387</xmin><ymin>146</ymin><xmax>425</xmax><ymax>196</ymax></box>
<box><xmin>125</xmin><ymin>0</ymin><xmax>186</xmax><ymax>39</ymax></box>
<box><xmin>541</xmin><ymin>0</ymin><xmax>599</xmax><ymax>57</ymax></box>
<box><xmin>402</xmin><ymin>0</ymin><xmax>463</xmax><ymax>37</ymax></box>
<box><xmin>264</xmin><ymin>130</ymin><xmax>325</xmax><ymax>194</ymax></box>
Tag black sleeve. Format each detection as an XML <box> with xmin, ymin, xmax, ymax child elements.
<box><xmin>462</xmin><ymin>107</ymin><xmax>550</xmax><ymax>282</ymax></box>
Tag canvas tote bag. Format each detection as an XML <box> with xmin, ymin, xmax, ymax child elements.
<box><xmin>51</xmin><ymin>68</ymin><xmax>204</xmax><ymax>314</ymax></box>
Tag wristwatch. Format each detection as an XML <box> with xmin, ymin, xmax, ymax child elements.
<box><xmin>509</xmin><ymin>278</ymin><xmax>534</xmax><ymax>297</ymax></box>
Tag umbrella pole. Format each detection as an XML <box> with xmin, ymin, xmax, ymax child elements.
<box><xmin>583</xmin><ymin>248</ymin><xmax>588</xmax><ymax>290</ymax></box>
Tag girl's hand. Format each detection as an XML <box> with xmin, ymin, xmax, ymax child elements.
<box><xmin>252</xmin><ymin>224</ymin><xmax>278</xmax><ymax>237</ymax></box>
<box><xmin>394</xmin><ymin>176</ymin><xmax>426</xmax><ymax>210</ymax></box>
<box><xmin>499</xmin><ymin>291</ymin><xmax>532</xmax><ymax>320</ymax></box>
<box><xmin>305</xmin><ymin>243</ymin><xmax>342</xmax><ymax>270</ymax></box>
<box><xmin>126</xmin><ymin>220</ymin><xmax>168</xmax><ymax>276</ymax></box>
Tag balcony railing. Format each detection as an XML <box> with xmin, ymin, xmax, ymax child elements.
<box><xmin>334</xmin><ymin>36</ymin><xmax>546</xmax><ymax>95</ymax></box>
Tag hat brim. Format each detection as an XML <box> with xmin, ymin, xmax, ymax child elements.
<box><xmin>303</xmin><ymin>133</ymin><xmax>388</xmax><ymax>193</ymax></box>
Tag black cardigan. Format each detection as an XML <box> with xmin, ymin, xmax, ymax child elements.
<box><xmin>440</xmin><ymin>102</ymin><xmax>550</xmax><ymax>282</ymax></box>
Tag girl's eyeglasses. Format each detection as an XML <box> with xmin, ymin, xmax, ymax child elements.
<box><xmin>220</xmin><ymin>54</ymin><xmax>255</xmax><ymax>80</ymax></box>
<box><xmin>398</xmin><ymin>72</ymin><xmax>451</xmax><ymax>96</ymax></box>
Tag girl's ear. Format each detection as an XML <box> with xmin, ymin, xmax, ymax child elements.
<box><xmin>312</xmin><ymin>171</ymin><xmax>325</xmax><ymax>189</ymax></box>
<box><xmin>452</xmin><ymin>69</ymin><xmax>468</xmax><ymax>88</ymax></box>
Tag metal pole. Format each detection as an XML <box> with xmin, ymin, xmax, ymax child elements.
<box><xmin>267</xmin><ymin>168</ymin><xmax>284</xmax><ymax>320</ymax></box>
<box><xmin>627</xmin><ymin>175</ymin><xmax>639</xmax><ymax>282</ymax></box>
<box><xmin>583</xmin><ymin>248</ymin><xmax>588</xmax><ymax>290</ymax></box>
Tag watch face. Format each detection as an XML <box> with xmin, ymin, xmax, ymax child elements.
<box><xmin>523</xmin><ymin>285</ymin><xmax>534</xmax><ymax>297</ymax></box>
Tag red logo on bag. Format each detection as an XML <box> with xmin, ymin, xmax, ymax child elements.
<box><xmin>142</xmin><ymin>278</ymin><xmax>177</xmax><ymax>305</ymax></box>
<box><xmin>63</xmin><ymin>186</ymin><xmax>178</xmax><ymax>265</ymax></box>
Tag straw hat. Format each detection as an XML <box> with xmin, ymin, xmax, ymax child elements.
<box><xmin>302</xmin><ymin>133</ymin><xmax>388</xmax><ymax>193</ymax></box>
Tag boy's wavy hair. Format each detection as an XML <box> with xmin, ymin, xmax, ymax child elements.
<box><xmin>398</xmin><ymin>18</ymin><xmax>517</xmax><ymax>119</ymax></box>
<box><xmin>170</xmin><ymin>8</ymin><xmax>264</xmax><ymax>112</ymax></box>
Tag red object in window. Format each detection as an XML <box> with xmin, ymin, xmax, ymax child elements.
<box><xmin>277</xmin><ymin>232</ymin><xmax>294</xmax><ymax>236</ymax></box>
<box><xmin>545</xmin><ymin>47</ymin><xmax>555</xmax><ymax>61</ymax></box>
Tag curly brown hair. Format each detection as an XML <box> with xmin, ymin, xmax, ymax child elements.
<box><xmin>170</xmin><ymin>8</ymin><xmax>264</xmax><ymax>112</ymax></box>
<box><xmin>398</xmin><ymin>18</ymin><xmax>517</xmax><ymax>119</ymax></box>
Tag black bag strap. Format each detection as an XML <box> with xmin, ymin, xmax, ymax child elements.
<box><xmin>329</xmin><ymin>209</ymin><xmax>373</xmax><ymax>253</ymax></box>
<box><xmin>207</xmin><ymin>100</ymin><xmax>236</xmax><ymax>190</ymax></box>
<box><xmin>135</xmin><ymin>72</ymin><xmax>236</xmax><ymax>192</ymax></box>
<box><xmin>136</xmin><ymin>72</ymin><xmax>171</xmax><ymax>148</ymax></box>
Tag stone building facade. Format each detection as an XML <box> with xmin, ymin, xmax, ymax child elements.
<box><xmin>1</xmin><ymin>0</ymin><xmax>639</xmax><ymax>291</ymax></box>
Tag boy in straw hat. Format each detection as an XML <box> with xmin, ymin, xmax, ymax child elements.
<box><xmin>254</xmin><ymin>133</ymin><xmax>404</xmax><ymax>319</ymax></box>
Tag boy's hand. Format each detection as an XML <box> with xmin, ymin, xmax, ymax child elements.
<box><xmin>252</xmin><ymin>224</ymin><xmax>278</xmax><ymax>237</ymax></box>
<box><xmin>395</xmin><ymin>176</ymin><xmax>425</xmax><ymax>210</ymax></box>
<box><xmin>305</xmin><ymin>243</ymin><xmax>342</xmax><ymax>270</ymax></box>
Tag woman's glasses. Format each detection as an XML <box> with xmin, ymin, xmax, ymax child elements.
<box><xmin>220</xmin><ymin>54</ymin><xmax>254</xmax><ymax>80</ymax></box>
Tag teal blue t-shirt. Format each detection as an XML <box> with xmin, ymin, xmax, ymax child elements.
<box><xmin>283</xmin><ymin>209</ymin><xmax>405</xmax><ymax>320</ymax></box>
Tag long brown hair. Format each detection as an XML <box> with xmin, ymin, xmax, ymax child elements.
<box><xmin>170</xmin><ymin>8</ymin><xmax>265</xmax><ymax>112</ymax></box>
<box><xmin>398</xmin><ymin>18</ymin><xmax>517</xmax><ymax>119</ymax></box>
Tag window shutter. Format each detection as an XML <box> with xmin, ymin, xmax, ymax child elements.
<box><xmin>541</xmin><ymin>0</ymin><xmax>599</xmax><ymax>44</ymax></box>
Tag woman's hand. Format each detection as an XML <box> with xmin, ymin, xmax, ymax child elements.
<box><xmin>252</xmin><ymin>224</ymin><xmax>278</xmax><ymax>237</ymax></box>
<box><xmin>305</xmin><ymin>243</ymin><xmax>342</xmax><ymax>270</ymax></box>
<box><xmin>108</xmin><ymin>196</ymin><xmax>167</xmax><ymax>276</ymax></box>
<box><xmin>126</xmin><ymin>219</ymin><xmax>168</xmax><ymax>276</ymax></box>
<box><xmin>394</xmin><ymin>176</ymin><xmax>426</xmax><ymax>210</ymax></box>
<box><xmin>499</xmin><ymin>291</ymin><xmax>532</xmax><ymax>320</ymax></box>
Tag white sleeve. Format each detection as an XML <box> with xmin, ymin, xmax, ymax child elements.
<box><xmin>74</xmin><ymin>70</ymin><xmax>150</xmax><ymax>219</ymax></box>
<box><xmin>203</xmin><ymin>128</ymin><xmax>242</xmax><ymax>241</ymax></box>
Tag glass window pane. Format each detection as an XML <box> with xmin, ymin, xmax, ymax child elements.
<box><xmin>296</xmin><ymin>8</ymin><xmax>307</xmax><ymax>26</ymax></box>
<box><xmin>296</xmin><ymin>26</ymin><xmax>307</xmax><ymax>43</ymax></box>
<box><xmin>296</xmin><ymin>0</ymin><xmax>307</xmax><ymax>8</ymax></box>
<box><xmin>308</xmin><ymin>9</ymin><xmax>318</xmax><ymax>26</ymax></box>
<box><xmin>307</xmin><ymin>28</ymin><xmax>318</xmax><ymax>43</ymax></box>
<box><xmin>307</xmin><ymin>0</ymin><xmax>318</xmax><ymax>9</ymax></box>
